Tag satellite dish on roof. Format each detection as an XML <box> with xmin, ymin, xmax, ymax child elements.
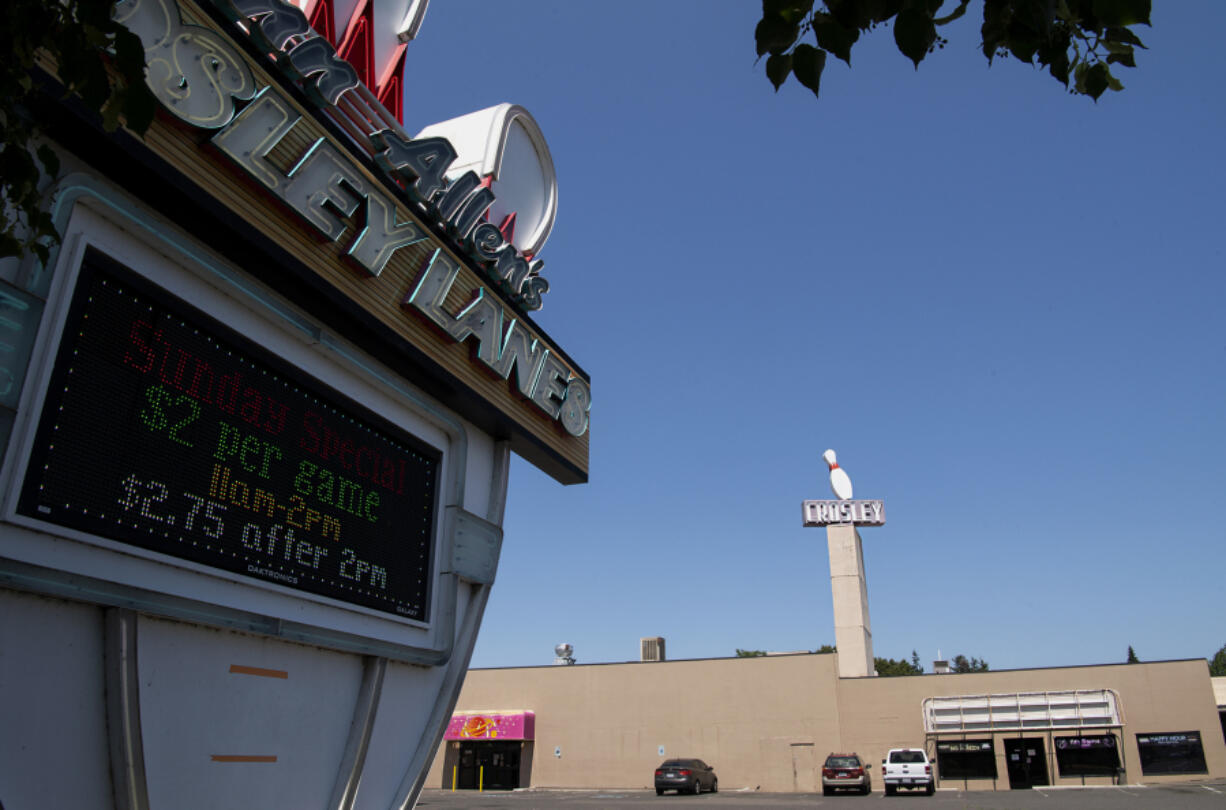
<box><xmin>553</xmin><ymin>642</ymin><xmax>575</xmax><ymax>665</ymax></box>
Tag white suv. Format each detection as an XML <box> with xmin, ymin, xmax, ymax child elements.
<box><xmin>882</xmin><ymin>748</ymin><xmax>934</xmax><ymax>795</ymax></box>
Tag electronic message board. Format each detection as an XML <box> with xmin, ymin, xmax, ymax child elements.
<box><xmin>17</xmin><ymin>254</ymin><xmax>439</xmax><ymax>621</ymax></box>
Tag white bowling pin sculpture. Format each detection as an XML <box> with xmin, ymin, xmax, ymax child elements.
<box><xmin>823</xmin><ymin>449</ymin><xmax>853</xmax><ymax>501</ymax></box>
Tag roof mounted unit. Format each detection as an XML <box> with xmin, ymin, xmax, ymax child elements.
<box><xmin>641</xmin><ymin>637</ymin><xmax>665</xmax><ymax>662</ymax></box>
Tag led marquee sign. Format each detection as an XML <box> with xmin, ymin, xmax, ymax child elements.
<box><xmin>17</xmin><ymin>258</ymin><xmax>440</xmax><ymax>620</ymax></box>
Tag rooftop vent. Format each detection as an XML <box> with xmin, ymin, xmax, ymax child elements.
<box><xmin>641</xmin><ymin>637</ymin><xmax>666</xmax><ymax>662</ymax></box>
<box><xmin>553</xmin><ymin>643</ymin><xmax>575</xmax><ymax>665</ymax></box>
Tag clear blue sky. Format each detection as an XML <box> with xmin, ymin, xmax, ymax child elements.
<box><xmin>400</xmin><ymin>2</ymin><xmax>1225</xmax><ymax>672</ymax></box>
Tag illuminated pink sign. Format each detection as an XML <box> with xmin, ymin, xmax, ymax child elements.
<box><xmin>445</xmin><ymin>711</ymin><xmax>535</xmax><ymax>741</ymax></box>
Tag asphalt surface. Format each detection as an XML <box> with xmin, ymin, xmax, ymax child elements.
<box><xmin>419</xmin><ymin>781</ymin><xmax>1226</xmax><ymax>808</ymax></box>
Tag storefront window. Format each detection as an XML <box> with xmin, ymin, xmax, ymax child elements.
<box><xmin>935</xmin><ymin>740</ymin><xmax>997</xmax><ymax>779</ymax></box>
<box><xmin>1054</xmin><ymin>734</ymin><xmax>1120</xmax><ymax>776</ymax></box>
<box><xmin>1136</xmin><ymin>732</ymin><xmax>1207</xmax><ymax>775</ymax></box>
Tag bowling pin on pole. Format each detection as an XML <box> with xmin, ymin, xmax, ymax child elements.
<box><xmin>822</xmin><ymin>449</ymin><xmax>853</xmax><ymax>501</ymax></box>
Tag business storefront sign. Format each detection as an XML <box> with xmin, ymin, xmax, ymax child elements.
<box><xmin>937</xmin><ymin>741</ymin><xmax>992</xmax><ymax>753</ymax></box>
<box><xmin>117</xmin><ymin>0</ymin><xmax>550</xmax><ymax>309</ymax></box>
<box><xmin>1055</xmin><ymin>735</ymin><xmax>1116</xmax><ymax>750</ymax></box>
<box><xmin>110</xmin><ymin>0</ymin><xmax>590</xmax><ymax>480</ymax></box>
<box><xmin>445</xmin><ymin>711</ymin><xmax>535</xmax><ymax>741</ymax></box>
<box><xmin>802</xmin><ymin>499</ymin><xmax>885</xmax><ymax>527</ymax></box>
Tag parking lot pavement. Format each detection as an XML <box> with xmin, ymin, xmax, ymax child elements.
<box><xmin>419</xmin><ymin>780</ymin><xmax>1226</xmax><ymax>809</ymax></box>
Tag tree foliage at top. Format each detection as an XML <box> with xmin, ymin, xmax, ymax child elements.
<box><xmin>951</xmin><ymin>654</ymin><xmax>989</xmax><ymax>672</ymax></box>
<box><xmin>755</xmin><ymin>0</ymin><xmax>1151</xmax><ymax>102</ymax></box>
<box><xmin>1209</xmin><ymin>644</ymin><xmax>1226</xmax><ymax>677</ymax></box>
<box><xmin>736</xmin><ymin>648</ymin><xmax>768</xmax><ymax>657</ymax></box>
<box><xmin>1</xmin><ymin>0</ymin><xmax>154</xmax><ymax>264</ymax></box>
<box><xmin>1127</xmin><ymin>645</ymin><xmax>1139</xmax><ymax>663</ymax></box>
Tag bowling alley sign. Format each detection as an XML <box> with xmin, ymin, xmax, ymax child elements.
<box><xmin>802</xmin><ymin>500</ymin><xmax>886</xmax><ymax>527</ymax></box>
<box><xmin>109</xmin><ymin>0</ymin><xmax>590</xmax><ymax>483</ymax></box>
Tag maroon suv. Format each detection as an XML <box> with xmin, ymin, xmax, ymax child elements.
<box><xmin>823</xmin><ymin>752</ymin><xmax>872</xmax><ymax>795</ymax></box>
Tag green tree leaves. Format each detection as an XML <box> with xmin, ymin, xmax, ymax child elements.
<box><xmin>951</xmin><ymin>654</ymin><xmax>989</xmax><ymax>672</ymax></box>
<box><xmin>1</xmin><ymin>0</ymin><xmax>155</xmax><ymax>263</ymax></box>
<box><xmin>1207</xmin><ymin>644</ymin><xmax>1225</xmax><ymax>677</ymax></box>
<box><xmin>754</xmin><ymin>0</ymin><xmax>1150</xmax><ymax>102</ymax></box>
<box><xmin>893</xmin><ymin>7</ymin><xmax>936</xmax><ymax>68</ymax></box>
<box><xmin>791</xmin><ymin>45</ymin><xmax>828</xmax><ymax>95</ymax></box>
<box><xmin>812</xmin><ymin>12</ymin><xmax>859</xmax><ymax>64</ymax></box>
<box><xmin>875</xmin><ymin>650</ymin><xmax>924</xmax><ymax>676</ymax></box>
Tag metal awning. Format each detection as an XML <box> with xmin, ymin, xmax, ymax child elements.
<box><xmin>922</xmin><ymin>690</ymin><xmax>1123</xmax><ymax>734</ymax></box>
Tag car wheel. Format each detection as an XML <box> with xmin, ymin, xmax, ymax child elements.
<box><xmin>885</xmin><ymin>784</ymin><xmax>896</xmax><ymax>796</ymax></box>
<box><xmin>823</xmin><ymin>786</ymin><xmax>833</xmax><ymax>796</ymax></box>
<box><xmin>862</xmin><ymin>784</ymin><xmax>871</xmax><ymax>795</ymax></box>
<box><xmin>656</xmin><ymin>788</ymin><xmax>664</xmax><ymax>796</ymax></box>
<box><xmin>712</xmin><ymin>779</ymin><xmax>718</xmax><ymax>793</ymax></box>
<box><xmin>926</xmin><ymin>782</ymin><xmax>935</xmax><ymax>796</ymax></box>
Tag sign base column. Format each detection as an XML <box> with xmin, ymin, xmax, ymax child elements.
<box><xmin>827</xmin><ymin>523</ymin><xmax>874</xmax><ymax>678</ymax></box>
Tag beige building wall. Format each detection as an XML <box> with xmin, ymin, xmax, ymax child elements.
<box><xmin>428</xmin><ymin>654</ymin><xmax>1226</xmax><ymax>792</ymax></box>
<box><xmin>429</xmin><ymin>654</ymin><xmax>843</xmax><ymax>792</ymax></box>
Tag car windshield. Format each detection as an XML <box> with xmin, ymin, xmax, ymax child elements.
<box><xmin>890</xmin><ymin>751</ymin><xmax>925</xmax><ymax>763</ymax></box>
<box><xmin>826</xmin><ymin>756</ymin><xmax>859</xmax><ymax>768</ymax></box>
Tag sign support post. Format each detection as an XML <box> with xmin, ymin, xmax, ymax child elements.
<box><xmin>802</xmin><ymin>498</ymin><xmax>885</xmax><ymax>679</ymax></box>
<box><xmin>826</xmin><ymin>523</ymin><xmax>874</xmax><ymax>678</ymax></box>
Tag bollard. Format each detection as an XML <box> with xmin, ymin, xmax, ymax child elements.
<box><xmin>479</xmin><ymin>765</ymin><xmax>484</xmax><ymax>792</ymax></box>
<box><xmin>451</xmin><ymin>765</ymin><xmax>457</xmax><ymax>791</ymax></box>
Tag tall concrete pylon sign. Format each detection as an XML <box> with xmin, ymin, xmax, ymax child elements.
<box><xmin>803</xmin><ymin>450</ymin><xmax>886</xmax><ymax>678</ymax></box>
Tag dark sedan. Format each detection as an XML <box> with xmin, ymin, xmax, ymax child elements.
<box><xmin>654</xmin><ymin>758</ymin><xmax>718</xmax><ymax>795</ymax></box>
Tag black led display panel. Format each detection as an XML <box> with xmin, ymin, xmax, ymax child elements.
<box><xmin>18</xmin><ymin>254</ymin><xmax>439</xmax><ymax>620</ymax></box>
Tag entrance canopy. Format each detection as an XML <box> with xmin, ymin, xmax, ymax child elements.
<box><xmin>445</xmin><ymin>711</ymin><xmax>535</xmax><ymax>740</ymax></box>
<box><xmin>923</xmin><ymin>690</ymin><xmax>1122</xmax><ymax>734</ymax></box>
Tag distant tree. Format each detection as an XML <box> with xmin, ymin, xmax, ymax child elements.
<box><xmin>951</xmin><ymin>654</ymin><xmax>989</xmax><ymax>673</ymax></box>
<box><xmin>875</xmin><ymin>652</ymin><xmax>923</xmax><ymax>677</ymax></box>
<box><xmin>815</xmin><ymin>644</ymin><xmax>836</xmax><ymax>654</ymax></box>
<box><xmin>736</xmin><ymin>649</ymin><xmax>767</xmax><ymax>657</ymax></box>
<box><xmin>1127</xmin><ymin>645</ymin><xmax>1139</xmax><ymax>663</ymax></box>
<box><xmin>754</xmin><ymin>0</ymin><xmax>1151</xmax><ymax>102</ymax></box>
<box><xmin>1209</xmin><ymin>644</ymin><xmax>1226</xmax><ymax>677</ymax></box>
